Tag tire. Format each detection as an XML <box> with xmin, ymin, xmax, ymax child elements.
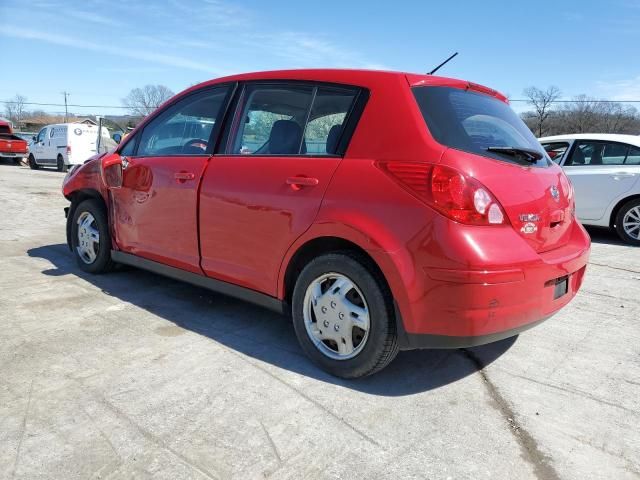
<box><xmin>614</xmin><ymin>198</ymin><xmax>640</xmax><ymax>246</ymax></box>
<box><xmin>71</xmin><ymin>199</ymin><xmax>115</xmax><ymax>273</ymax></box>
<box><xmin>291</xmin><ymin>252</ymin><xmax>399</xmax><ymax>378</ymax></box>
<box><xmin>57</xmin><ymin>155</ymin><xmax>68</xmax><ymax>172</ymax></box>
<box><xmin>28</xmin><ymin>154</ymin><xmax>39</xmax><ymax>170</ymax></box>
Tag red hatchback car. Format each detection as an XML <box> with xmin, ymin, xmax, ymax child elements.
<box><xmin>62</xmin><ymin>69</ymin><xmax>590</xmax><ymax>378</ymax></box>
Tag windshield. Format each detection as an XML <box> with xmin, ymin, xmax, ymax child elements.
<box><xmin>412</xmin><ymin>86</ymin><xmax>550</xmax><ymax>167</ymax></box>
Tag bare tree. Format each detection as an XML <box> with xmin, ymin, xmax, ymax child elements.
<box><xmin>122</xmin><ymin>85</ymin><xmax>174</xmax><ymax>117</ymax></box>
<box><xmin>4</xmin><ymin>94</ymin><xmax>27</xmax><ymax>128</ymax></box>
<box><xmin>522</xmin><ymin>86</ymin><xmax>561</xmax><ymax>137</ymax></box>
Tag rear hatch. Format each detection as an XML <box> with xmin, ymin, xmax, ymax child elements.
<box><xmin>412</xmin><ymin>84</ymin><xmax>573</xmax><ymax>253</ymax></box>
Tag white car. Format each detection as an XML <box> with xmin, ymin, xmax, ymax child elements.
<box><xmin>539</xmin><ymin>134</ymin><xmax>640</xmax><ymax>245</ymax></box>
<box><xmin>28</xmin><ymin>123</ymin><xmax>114</xmax><ymax>172</ymax></box>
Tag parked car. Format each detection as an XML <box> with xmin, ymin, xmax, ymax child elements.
<box><xmin>15</xmin><ymin>132</ymin><xmax>37</xmax><ymax>143</ymax></box>
<box><xmin>62</xmin><ymin>69</ymin><xmax>590</xmax><ymax>377</ymax></box>
<box><xmin>28</xmin><ymin>122</ymin><xmax>112</xmax><ymax>172</ymax></box>
<box><xmin>0</xmin><ymin>120</ymin><xmax>29</xmax><ymax>164</ymax></box>
<box><xmin>539</xmin><ymin>134</ymin><xmax>640</xmax><ymax>245</ymax></box>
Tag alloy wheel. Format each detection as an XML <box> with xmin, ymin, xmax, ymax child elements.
<box><xmin>623</xmin><ymin>206</ymin><xmax>640</xmax><ymax>240</ymax></box>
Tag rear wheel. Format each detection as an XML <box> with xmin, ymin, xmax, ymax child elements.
<box><xmin>57</xmin><ymin>155</ymin><xmax>67</xmax><ymax>172</ymax></box>
<box><xmin>615</xmin><ymin>199</ymin><xmax>640</xmax><ymax>246</ymax></box>
<box><xmin>28</xmin><ymin>154</ymin><xmax>39</xmax><ymax>170</ymax></box>
<box><xmin>291</xmin><ymin>252</ymin><xmax>398</xmax><ymax>378</ymax></box>
<box><xmin>71</xmin><ymin>199</ymin><xmax>114</xmax><ymax>273</ymax></box>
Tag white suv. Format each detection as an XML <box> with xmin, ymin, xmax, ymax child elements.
<box><xmin>540</xmin><ymin>134</ymin><xmax>640</xmax><ymax>245</ymax></box>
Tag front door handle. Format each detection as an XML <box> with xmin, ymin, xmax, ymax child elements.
<box><xmin>286</xmin><ymin>176</ymin><xmax>319</xmax><ymax>190</ymax></box>
<box><xmin>175</xmin><ymin>171</ymin><xmax>195</xmax><ymax>182</ymax></box>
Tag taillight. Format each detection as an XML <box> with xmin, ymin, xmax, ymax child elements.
<box><xmin>66</xmin><ymin>145</ymin><xmax>71</xmax><ymax>154</ymax></box>
<box><xmin>377</xmin><ymin>162</ymin><xmax>508</xmax><ymax>226</ymax></box>
<box><xmin>559</xmin><ymin>171</ymin><xmax>575</xmax><ymax>217</ymax></box>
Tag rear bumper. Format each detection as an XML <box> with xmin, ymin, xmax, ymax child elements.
<box><xmin>394</xmin><ymin>219</ymin><xmax>590</xmax><ymax>349</ymax></box>
<box><xmin>397</xmin><ymin>314</ymin><xmax>550</xmax><ymax>349</ymax></box>
<box><xmin>0</xmin><ymin>151</ymin><xmax>27</xmax><ymax>157</ymax></box>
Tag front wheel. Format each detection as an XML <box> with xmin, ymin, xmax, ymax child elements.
<box><xmin>28</xmin><ymin>154</ymin><xmax>39</xmax><ymax>170</ymax></box>
<box><xmin>615</xmin><ymin>199</ymin><xmax>640</xmax><ymax>246</ymax></box>
<box><xmin>71</xmin><ymin>199</ymin><xmax>114</xmax><ymax>273</ymax></box>
<box><xmin>57</xmin><ymin>155</ymin><xmax>68</xmax><ymax>172</ymax></box>
<box><xmin>292</xmin><ymin>252</ymin><xmax>398</xmax><ymax>378</ymax></box>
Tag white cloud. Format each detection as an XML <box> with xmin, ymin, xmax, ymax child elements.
<box><xmin>66</xmin><ymin>10</ymin><xmax>122</xmax><ymax>27</ymax></box>
<box><xmin>596</xmin><ymin>76</ymin><xmax>640</xmax><ymax>101</ymax></box>
<box><xmin>0</xmin><ymin>25</ymin><xmax>221</xmax><ymax>74</ymax></box>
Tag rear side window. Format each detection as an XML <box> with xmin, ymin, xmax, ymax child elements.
<box><xmin>543</xmin><ymin>142</ymin><xmax>570</xmax><ymax>163</ymax></box>
<box><xmin>232</xmin><ymin>85</ymin><xmax>314</xmax><ymax>155</ymax></box>
<box><xmin>305</xmin><ymin>88</ymin><xmax>356</xmax><ymax>154</ymax></box>
<box><xmin>228</xmin><ymin>84</ymin><xmax>358</xmax><ymax>156</ymax></box>
<box><xmin>626</xmin><ymin>146</ymin><xmax>640</xmax><ymax>165</ymax></box>
<box><xmin>137</xmin><ymin>86</ymin><xmax>229</xmax><ymax>156</ymax></box>
<box><xmin>565</xmin><ymin>141</ymin><xmax>629</xmax><ymax>166</ymax></box>
<box><xmin>413</xmin><ymin>86</ymin><xmax>549</xmax><ymax>167</ymax></box>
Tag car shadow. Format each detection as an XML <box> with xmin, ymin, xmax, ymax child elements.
<box><xmin>584</xmin><ymin>225</ymin><xmax>628</xmax><ymax>246</ymax></box>
<box><xmin>27</xmin><ymin>244</ymin><xmax>516</xmax><ymax>396</ymax></box>
<box><xmin>0</xmin><ymin>158</ymin><xmax>23</xmax><ymax>166</ymax></box>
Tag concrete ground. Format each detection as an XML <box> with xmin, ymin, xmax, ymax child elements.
<box><xmin>0</xmin><ymin>162</ymin><xmax>638</xmax><ymax>480</ymax></box>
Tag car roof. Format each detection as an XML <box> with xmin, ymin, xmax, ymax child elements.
<box><xmin>186</xmin><ymin>68</ymin><xmax>509</xmax><ymax>102</ymax></box>
<box><xmin>539</xmin><ymin>133</ymin><xmax>640</xmax><ymax>148</ymax></box>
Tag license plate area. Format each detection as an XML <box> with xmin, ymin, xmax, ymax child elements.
<box><xmin>553</xmin><ymin>276</ymin><xmax>569</xmax><ymax>299</ymax></box>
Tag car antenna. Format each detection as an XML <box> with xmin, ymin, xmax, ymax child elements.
<box><xmin>428</xmin><ymin>52</ymin><xmax>459</xmax><ymax>75</ymax></box>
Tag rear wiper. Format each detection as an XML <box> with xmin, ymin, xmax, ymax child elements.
<box><xmin>486</xmin><ymin>146</ymin><xmax>543</xmax><ymax>163</ymax></box>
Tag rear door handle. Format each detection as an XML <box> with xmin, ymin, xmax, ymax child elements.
<box><xmin>611</xmin><ymin>172</ymin><xmax>636</xmax><ymax>179</ymax></box>
<box><xmin>286</xmin><ymin>176</ymin><xmax>319</xmax><ymax>189</ymax></box>
<box><xmin>175</xmin><ymin>171</ymin><xmax>195</xmax><ymax>182</ymax></box>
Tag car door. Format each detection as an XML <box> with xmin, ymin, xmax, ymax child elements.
<box><xmin>563</xmin><ymin>140</ymin><xmax>637</xmax><ymax>221</ymax></box>
<box><xmin>199</xmin><ymin>83</ymin><xmax>362</xmax><ymax>295</ymax></box>
<box><xmin>33</xmin><ymin>127</ymin><xmax>48</xmax><ymax>163</ymax></box>
<box><xmin>109</xmin><ymin>85</ymin><xmax>233</xmax><ymax>273</ymax></box>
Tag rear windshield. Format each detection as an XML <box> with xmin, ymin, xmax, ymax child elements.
<box><xmin>412</xmin><ymin>86</ymin><xmax>550</xmax><ymax>167</ymax></box>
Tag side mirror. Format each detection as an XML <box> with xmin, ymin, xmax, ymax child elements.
<box><xmin>32</xmin><ymin>136</ymin><xmax>36</xmax><ymax>141</ymax></box>
<box><xmin>102</xmin><ymin>154</ymin><xmax>123</xmax><ymax>188</ymax></box>
<box><xmin>113</xmin><ymin>133</ymin><xmax>122</xmax><ymax>144</ymax></box>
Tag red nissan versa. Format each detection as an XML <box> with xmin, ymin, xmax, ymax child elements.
<box><xmin>62</xmin><ymin>69</ymin><xmax>590</xmax><ymax>378</ymax></box>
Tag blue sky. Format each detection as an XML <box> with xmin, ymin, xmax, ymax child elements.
<box><xmin>1</xmin><ymin>0</ymin><xmax>639</xmax><ymax>116</ymax></box>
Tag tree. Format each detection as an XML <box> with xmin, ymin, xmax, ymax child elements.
<box><xmin>4</xmin><ymin>94</ymin><xmax>27</xmax><ymax>128</ymax></box>
<box><xmin>122</xmin><ymin>85</ymin><xmax>174</xmax><ymax>117</ymax></box>
<box><xmin>522</xmin><ymin>86</ymin><xmax>561</xmax><ymax>137</ymax></box>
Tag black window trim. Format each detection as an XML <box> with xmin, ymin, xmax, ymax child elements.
<box><xmin>214</xmin><ymin>79</ymin><xmax>369</xmax><ymax>158</ymax></box>
<box><xmin>563</xmin><ymin>139</ymin><xmax>633</xmax><ymax>167</ymax></box>
<box><xmin>540</xmin><ymin>140</ymin><xmax>572</xmax><ymax>164</ymax></box>
<box><xmin>118</xmin><ymin>81</ymin><xmax>237</xmax><ymax>159</ymax></box>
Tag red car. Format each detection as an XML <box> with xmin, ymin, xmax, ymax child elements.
<box><xmin>62</xmin><ymin>69</ymin><xmax>590</xmax><ymax>378</ymax></box>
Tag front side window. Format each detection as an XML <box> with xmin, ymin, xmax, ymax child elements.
<box><xmin>542</xmin><ymin>142</ymin><xmax>570</xmax><ymax>163</ymax></box>
<box><xmin>412</xmin><ymin>86</ymin><xmax>550</xmax><ymax>167</ymax></box>
<box><xmin>137</xmin><ymin>86</ymin><xmax>229</xmax><ymax>157</ymax></box>
<box><xmin>228</xmin><ymin>84</ymin><xmax>358</xmax><ymax>156</ymax></box>
<box><xmin>119</xmin><ymin>134</ymin><xmax>137</xmax><ymax>157</ymax></box>
<box><xmin>36</xmin><ymin>128</ymin><xmax>46</xmax><ymax>143</ymax></box>
<box><xmin>566</xmin><ymin>141</ymin><xmax>629</xmax><ymax>166</ymax></box>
